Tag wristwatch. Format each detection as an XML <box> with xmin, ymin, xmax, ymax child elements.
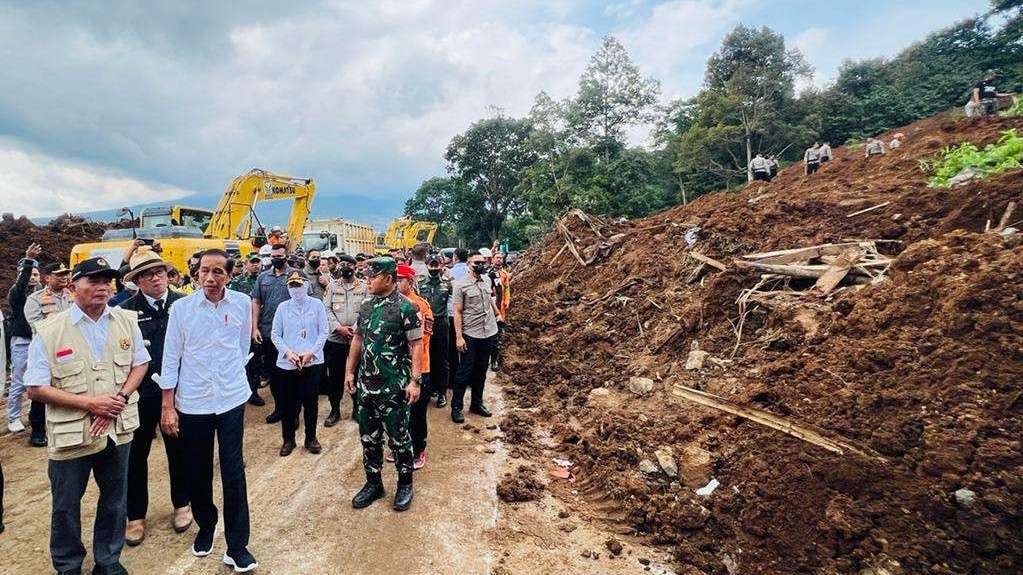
<box><xmin>117</xmin><ymin>391</ymin><xmax>130</xmax><ymax>402</ymax></box>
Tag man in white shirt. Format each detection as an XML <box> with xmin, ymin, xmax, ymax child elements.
<box><xmin>159</xmin><ymin>249</ymin><xmax>258</xmax><ymax>573</ymax></box>
<box><xmin>25</xmin><ymin>256</ymin><xmax>150</xmax><ymax>575</ymax></box>
<box><xmin>270</xmin><ymin>272</ymin><xmax>329</xmax><ymax>456</ymax></box>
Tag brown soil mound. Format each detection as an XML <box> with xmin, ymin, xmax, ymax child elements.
<box><xmin>497</xmin><ymin>464</ymin><xmax>546</xmax><ymax>503</ymax></box>
<box><xmin>0</xmin><ymin>213</ymin><xmax>117</xmax><ymax>313</ymax></box>
<box><xmin>504</xmin><ymin>112</ymin><xmax>1023</xmax><ymax>574</ymax></box>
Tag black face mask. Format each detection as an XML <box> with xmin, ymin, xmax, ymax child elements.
<box><xmin>472</xmin><ymin>263</ymin><xmax>486</xmax><ymax>275</ymax></box>
<box><xmin>308</xmin><ymin>259</ymin><xmax>320</xmax><ymax>269</ymax></box>
<box><xmin>272</xmin><ymin>257</ymin><xmax>286</xmax><ymax>269</ymax></box>
<box><xmin>428</xmin><ymin>268</ymin><xmax>441</xmax><ymax>277</ymax></box>
<box><xmin>340</xmin><ymin>268</ymin><xmax>354</xmax><ymax>279</ymax></box>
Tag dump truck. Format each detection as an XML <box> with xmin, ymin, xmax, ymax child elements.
<box><xmin>301</xmin><ymin>218</ymin><xmax>376</xmax><ymax>255</ymax></box>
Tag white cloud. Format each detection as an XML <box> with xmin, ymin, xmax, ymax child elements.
<box><xmin>793</xmin><ymin>27</ymin><xmax>832</xmax><ymax>88</ymax></box>
<box><xmin>0</xmin><ymin>143</ymin><xmax>192</xmax><ymax>218</ymax></box>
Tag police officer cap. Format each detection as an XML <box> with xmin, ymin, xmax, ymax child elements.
<box><xmin>285</xmin><ymin>271</ymin><xmax>306</xmax><ymax>285</ymax></box>
<box><xmin>71</xmin><ymin>256</ymin><xmax>121</xmax><ymax>282</ymax></box>
<box><xmin>355</xmin><ymin>253</ymin><xmax>368</xmax><ymax>261</ymax></box>
<box><xmin>365</xmin><ymin>257</ymin><xmax>396</xmax><ymax>276</ymax></box>
<box><xmin>338</xmin><ymin>254</ymin><xmax>357</xmax><ymax>265</ymax></box>
<box><xmin>426</xmin><ymin>254</ymin><xmax>442</xmax><ymax>265</ymax></box>
<box><xmin>44</xmin><ymin>262</ymin><xmax>71</xmax><ymax>275</ymax></box>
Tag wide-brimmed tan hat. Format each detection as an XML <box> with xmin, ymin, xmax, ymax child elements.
<box><xmin>123</xmin><ymin>250</ymin><xmax>169</xmax><ymax>282</ymax></box>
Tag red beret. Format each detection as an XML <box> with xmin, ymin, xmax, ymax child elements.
<box><xmin>396</xmin><ymin>263</ymin><xmax>416</xmax><ymax>280</ymax></box>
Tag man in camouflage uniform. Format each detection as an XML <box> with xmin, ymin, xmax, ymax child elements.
<box><xmin>417</xmin><ymin>254</ymin><xmax>452</xmax><ymax>407</ymax></box>
<box><xmin>345</xmin><ymin>257</ymin><xmax>423</xmax><ymax>512</ymax></box>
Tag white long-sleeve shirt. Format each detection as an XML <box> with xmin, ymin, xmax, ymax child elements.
<box><xmin>270</xmin><ymin>296</ymin><xmax>329</xmax><ymax>370</ymax></box>
<box><xmin>159</xmin><ymin>288</ymin><xmax>252</xmax><ymax>415</ymax></box>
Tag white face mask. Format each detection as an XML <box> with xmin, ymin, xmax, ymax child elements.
<box><xmin>288</xmin><ymin>286</ymin><xmax>308</xmax><ymax>302</ymax></box>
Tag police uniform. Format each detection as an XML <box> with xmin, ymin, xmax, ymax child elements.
<box><xmin>323</xmin><ymin>257</ymin><xmax>366</xmax><ymax>423</ymax></box>
<box><xmin>351</xmin><ymin>258</ymin><xmax>422</xmax><ymax>512</ymax></box>
<box><xmin>24</xmin><ymin>256</ymin><xmax>150</xmax><ymax>575</ymax></box>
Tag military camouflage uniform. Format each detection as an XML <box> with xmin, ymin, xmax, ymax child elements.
<box><xmin>228</xmin><ymin>272</ymin><xmax>258</xmax><ymax>295</ymax></box>
<box><xmin>354</xmin><ymin>279</ymin><xmax>422</xmax><ymax>481</ymax></box>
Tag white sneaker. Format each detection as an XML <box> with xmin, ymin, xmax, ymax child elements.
<box><xmin>8</xmin><ymin>420</ymin><xmax>25</xmax><ymax>433</ymax></box>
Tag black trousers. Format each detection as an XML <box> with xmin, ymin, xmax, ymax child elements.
<box><xmin>48</xmin><ymin>439</ymin><xmax>130</xmax><ymax>573</ymax></box>
<box><xmin>29</xmin><ymin>399</ymin><xmax>45</xmax><ymax>437</ymax></box>
<box><xmin>280</xmin><ymin>366</ymin><xmax>321</xmax><ymax>444</ymax></box>
<box><xmin>429</xmin><ymin>319</ymin><xmax>449</xmax><ymax>396</ymax></box>
<box><xmin>752</xmin><ymin>171</ymin><xmax>770</xmax><ymax>182</ymax></box>
<box><xmin>127</xmin><ymin>394</ymin><xmax>189</xmax><ymax>521</ymax></box>
<box><xmin>245</xmin><ymin>341</ymin><xmax>261</xmax><ymax>392</ymax></box>
<box><xmin>179</xmin><ymin>404</ymin><xmax>250</xmax><ymax>554</ymax></box>
<box><xmin>410</xmin><ymin>374</ymin><xmax>432</xmax><ymax>457</ymax></box>
<box><xmin>445</xmin><ymin>317</ymin><xmax>459</xmax><ymax>396</ymax></box>
<box><xmin>452</xmin><ymin>334</ymin><xmax>496</xmax><ymax>412</ymax></box>
<box><xmin>261</xmin><ymin>339</ymin><xmax>282</xmax><ymax>413</ymax></box>
<box><xmin>323</xmin><ymin>340</ymin><xmax>354</xmax><ymax>414</ymax></box>
<box><xmin>806</xmin><ymin>162</ymin><xmax>820</xmax><ymax>174</ymax></box>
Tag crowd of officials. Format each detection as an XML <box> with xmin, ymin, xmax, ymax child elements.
<box><xmin>0</xmin><ymin>237</ymin><xmax>510</xmax><ymax>574</ymax></box>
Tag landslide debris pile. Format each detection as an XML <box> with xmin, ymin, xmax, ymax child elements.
<box><xmin>0</xmin><ymin>213</ymin><xmax>112</xmax><ymax>310</ymax></box>
<box><xmin>503</xmin><ymin>113</ymin><xmax>1023</xmax><ymax>575</ymax></box>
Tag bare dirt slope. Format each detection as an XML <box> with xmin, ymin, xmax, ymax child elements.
<box><xmin>503</xmin><ymin>113</ymin><xmax>1023</xmax><ymax>575</ymax></box>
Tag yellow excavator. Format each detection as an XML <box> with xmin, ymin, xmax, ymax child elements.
<box><xmin>374</xmin><ymin>217</ymin><xmax>438</xmax><ymax>255</ymax></box>
<box><xmin>70</xmin><ymin>169</ymin><xmax>316</xmax><ymax>273</ymax></box>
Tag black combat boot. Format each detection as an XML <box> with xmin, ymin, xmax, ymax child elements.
<box><xmin>393</xmin><ymin>479</ymin><xmax>414</xmax><ymax>512</ymax></box>
<box><xmin>352</xmin><ymin>476</ymin><xmax>385</xmax><ymax>509</ymax></box>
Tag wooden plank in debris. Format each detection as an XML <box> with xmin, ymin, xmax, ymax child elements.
<box><xmin>733</xmin><ymin>260</ymin><xmax>833</xmax><ymax>279</ymax></box>
<box><xmin>671</xmin><ymin>384</ymin><xmax>887</xmax><ymax>462</ymax></box>
<box><xmin>556</xmin><ymin>221</ymin><xmax>587</xmax><ymax>266</ymax></box>
<box><xmin>688</xmin><ymin>251</ymin><xmax>729</xmax><ymax>271</ymax></box>
<box><xmin>995</xmin><ymin>201</ymin><xmax>1016</xmax><ymax>232</ymax></box>
<box><xmin>812</xmin><ymin>249</ymin><xmax>861</xmax><ymax>295</ymax></box>
<box><xmin>742</xmin><ymin>242</ymin><xmax>861</xmax><ymax>265</ymax></box>
<box><xmin>846</xmin><ymin>201</ymin><xmax>891</xmax><ymax>218</ymax></box>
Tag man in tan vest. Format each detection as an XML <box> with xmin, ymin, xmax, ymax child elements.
<box><xmin>25</xmin><ymin>256</ymin><xmax>150</xmax><ymax>575</ymax></box>
<box><xmin>23</xmin><ymin>261</ymin><xmax>73</xmax><ymax>447</ymax></box>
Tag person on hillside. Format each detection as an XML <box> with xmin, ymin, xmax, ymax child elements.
<box><xmin>117</xmin><ymin>249</ymin><xmax>192</xmax><ymax>546</ymax></box>
<box><xmin>767</xmin><ymin>156</ymin><xmax>779</xmax><ymax>181</ymax></box>
<box><xmin>971</xmin><ymin>72</ymin><xmax>1000</xmax><ymax>116</ymax></box>
<box><xmin>820</xmin><ymin>142</ymin><xmax>833</xmax><ymax>164</ymax></box>
<box><xmin>270</xmin><ymin>272</ymin><xmax>329</xmax><ymax>457</ymax></box>
<box><xmin>865</xmin><ymin>137</ymin><xmax>886</xmax><ymax>158</ymax></box>
<box><xmin>451</xmin><ymin>251</ymin><xmax>502</xmax><ymax>423</ymax></box>
<box><xmin>159</xmin><ymin>249</ymin><xmax>258</xmax><ymax>572</ymax></box>
<box><xmin>345</xmin><ymin>257</ymin><xmax>423</xmax><ymax>512</ymax></box>
<box><xmin>323</xmin><ymin>254</ymin><xmax>364</xmax><ymax>425</ymax></box>
<box><xmin>749</xmin><ymin>153</ymin><xmax>770</xmax><ymax>182</ymax></box>
<box><xmin>251</xmin><ymin>243</ymin><xmax>297</xmax><ymax>425</ymax></box>
<box><xmin>26</xmin><ymin>256</ymin><xmax>150</xmax><ymax>575</ymax></box>
<box><xmin>23</xmin><ymin>261</ymin><xmax>73</xmax><ymax>447</ymax></box>
<box><xmin>418</xmin><ymin>255</ymin><xmax>452</xmax><ymax>408</ymax></box>
<box><xmin>890</xmin><ymin>138</ymin><xmax>902</xmax><ymax>150</ymax></box>
<box><xmin>803</xmin><ymin>143</ymin><xmax>822</xmax><ymax>175</ymax></box>
<box><xmin>7</xmin><ymin>243</ymin><xmax>42</xmax><ymax>436</ymax></box>
<box><xmin>389</xmin><ymin>264</ymin><xmax>432</xmax><ymax>470</ymax></box>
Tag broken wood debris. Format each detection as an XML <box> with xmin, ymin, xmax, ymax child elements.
<box><xmin>687</xmin><ymin>251</ymin><xmax>729</xmax><ymax>272</ymax></box>
<box><xmin>671</xmin><ymin>383</ymin><xmax>887</xmax><ymax>462</ymax></box>
<box><xmin>846</xmin><ymin>201</ymin><xmax>891</xmax><ymax>218</ymax></box>
<box><xmin>734</xmin><ymin>241</ymin><xmax>892</xmax><ymax>292</ymax></box>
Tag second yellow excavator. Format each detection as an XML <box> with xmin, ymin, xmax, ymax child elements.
<box><xmin>374</xmin><ymin>217</ymin><xmax>438</xmax><ymax>255</ymax></box>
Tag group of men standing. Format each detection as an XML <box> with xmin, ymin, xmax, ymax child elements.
<box><xmin>1</xmin><ymin>235</ymin><xmax>510</xmax><ymax>574</ymax></box>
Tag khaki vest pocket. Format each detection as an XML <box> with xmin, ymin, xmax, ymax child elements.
<box><xmin>50</xmin><ymin>419</ymin><xmax>87</xmax><ymax>449</ymax></box>
<box><xmin>52</xmin><ymin>360</ymin><xmax>87</xmax><ymax>393</ymax></box>
<box><xmin>113</xmin><ymin>352</ymin><xmax>133</xmax><ymax>384</ymax></box>
<box><xmin>116</xmin><ymin>402</ymin><xmax>141</xmax><ymax>435</ymax></box>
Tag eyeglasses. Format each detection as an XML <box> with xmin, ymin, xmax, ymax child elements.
<box><xmin>138</xmin><ymin>267</ymin><xmax>167</xmax><ymax>280</ymax></box>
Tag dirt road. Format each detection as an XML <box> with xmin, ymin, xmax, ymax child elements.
<box><xmin>1</xmin><ymin>385</ymin><xmax>503</xmax><ymax>575</ymax></box>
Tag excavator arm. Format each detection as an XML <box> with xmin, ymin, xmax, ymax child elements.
<box><xmin>206</xmin><ymin>169</ymin><xmax>316</xmax><ymax>252</ymax></box>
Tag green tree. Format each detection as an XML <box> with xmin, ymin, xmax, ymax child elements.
<box><xmin>565</xmin><ymin>36</ymin><xmax>660</xmax><ymax>159</ymax></box>
<box><xmin>403</xmin><ymin>176</ymin><xmax>465</xmax><ymax>246</ymax></box>
<box><xmin>444</xmin><ymin>115</ymin><xmax>536</xmax><ymax>245</ymax></box>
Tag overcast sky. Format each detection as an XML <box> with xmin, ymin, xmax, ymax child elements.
<box><xmin>0</xmin><ymin>0</ymin><xmax>990</xmax><ymax>220</ymax></box>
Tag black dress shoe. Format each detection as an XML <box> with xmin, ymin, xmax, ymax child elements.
<box><xmin>324</xmin><ymin>411</ymin><xmax>341</xmax><ymax>427</ymax></box>
<box><xmin>352</xmin><ymin>481</ymin><xmax>385</xmax><ymax>509</ymax></box>
<box><xmin>279</xmin><ymin>441</ymin><xmax>296</xmax><ymax>457</ymax></box>
<box><xmin>305</xmin><ymin>439</ymin><xmax>322</xmax><ymax>454</ymax></box>
<box><xmin>393</xmin><ymin>483</ymin><xmax>413</xmax><ymax>512</ymax></box>
<box><xmin>451</xmin><ymin>409</ymin><xmax>465</xmax><ymax>424</ymax></box>
<box><xmin>247</xmin><ymin>392</ymin><xmax>265</xmax><ymax>407</ymax></box>
<box><xmin>435</xmin><ymin>394</ymin><xmax>447</xmax><ymax>408</ymax></box>
<box><xmin>265</xmin><ymin>411</ymin><xmax>281</xmax><ymax>424</ymax></box>
<box><xmin>469</xmin><ymin>404</ymin><xmax>492</xmax><ymax>418</ymax></box>
<box><xmin>28</xmin><ymin>434</ymin><xmax>47</xmax><ymax>447</ymax></box>
<box><xmin>91</xmin><ymin>562</ymin><xmax>128</xmax><ymax>575</ymax></box>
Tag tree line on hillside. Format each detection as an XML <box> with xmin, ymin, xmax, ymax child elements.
<box><xmin>406</xmin><ymin>1</ymin><xmax>1023</xmax><ymax>249</ymax></box>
